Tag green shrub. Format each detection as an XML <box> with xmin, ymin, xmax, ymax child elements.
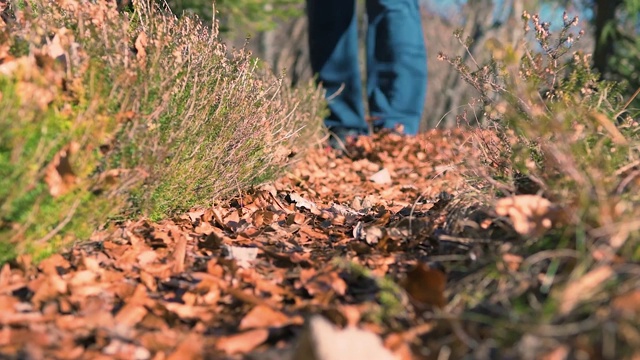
<box><xmin>0</xmin><ymin>0</ymin><xmax>325</xmax><ymax>263</ymax></box>
<box><xmin>439</xmin><ymin>11</ymin><xmax>640</xmax><ymax>356</ymax></box>
<box><xmin>442</xmin><ymin>11</ymin><xmax>639</xmax><ymax>236</ymax></box>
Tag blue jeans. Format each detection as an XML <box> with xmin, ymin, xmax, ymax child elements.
<box><xmin>306</xmin><ymin>0</ymin><xmax>427</xmax><ymax>135</ymax></box>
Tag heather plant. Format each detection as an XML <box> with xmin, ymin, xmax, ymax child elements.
<box><xmin>439</xmin><ymin>11</ymin><xmax>640</xmax><ymax>356</ymax></box>
<box><xmin>0</xmin><ymin>0</ymin><xmax>325</xmax><ymax>263</ymax></box>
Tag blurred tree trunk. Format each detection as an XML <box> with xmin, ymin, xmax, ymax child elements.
<box><xmin>259</xmin><ymin>30</ymin><xmax>276</xmax><ymax>69</ymax></box>
<box><xmin>592</xmin><ymin>0</ymin><xmax>623</xmax><ymax>75</ymax></box>
<box><xmin>270</xmin><ymin>17</ymin><xmax>312</xmax><ymax>86</ymax></box>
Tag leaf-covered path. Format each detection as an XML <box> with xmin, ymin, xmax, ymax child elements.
<box><xmin>2</xmin><ymin>130</ymin><xmax>629</xmax><ymax>359</ymax></box>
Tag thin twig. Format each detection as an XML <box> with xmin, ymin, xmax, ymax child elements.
<box><xmin>616</xmin><ymin>170</ymin><xmax>640</xmax><ymax>195</ymax></box>
<box><xmin>531</xmin><ymin>317</ymin><xmax>601</xmax><ymax>337</ymax></box>
<box><xmin>616</xmin><ymin>85</ymin><xmax>640</xmax><ymax>118</ymax></box>
<box><xmin>438</xmin><ymin>235</ymin><xmax>493</xmax><ymax>244</ymax></box>
<box><xmin>614</xmin><ymin>159</ymin><xmax>640</xmax><ymax>176</ymax></box>
<box><xmin>36</xmin><ymin>199</ymin><xmax>81</xmax><ymax>244</ymax></box>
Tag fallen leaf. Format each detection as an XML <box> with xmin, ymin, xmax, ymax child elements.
<box><xmin>364</xmin><ymin>226</ymin><xmax>385</xmax><ymax>245</ymax></box>
<box><xmin>186</xmin><ymin>209</ymin><xmax>205</xmax><ymax>222</ymax></box>
<box><xmin>223</xmin><ymin>245</ymin><xmax>258</xmax><ymax>268</ymax></box>
<box><xmin>136</xmin><ymin>250</ymin><xmax>158</xmax><ymax>267</ymax></box>
<box><xmin>216</xmin><ymin>329</ymin><xmax>269</xmax><ymax>355</ymax></box>
<box><xmin>292</xmin><ymin>316</ymin><xmax>395</xmax><ymax>360</ymax></box>
<box><xmin>495</xmin><ymin>195</ymin><xmax>563</xmax><ymax>236</ymax></box>
<box><xmin>68</xmin><ymin>270</ymin><xmax>98</xmax><ymax>288</ymax></box>
<box><xmin>38</xmin><ymin>253</ymin><xmax>71</xmax><ymax>275</ymax></box>
<box><xmin>302</xmin><ymin>269</ymin><xmax>347</xmax><ymax>298</ymax></box>
<box><xmin>293</xmin><ymin>212</ymin><xmax>306</xmax><ymax>224</ymax></box>
<box><xmin>166</xmin><ymin>334</ymin><xmax>203</xmax><ymax>360</ymax></box>
<box><xmin>369</xmin><ymin>168</ymin><xmax>392</xmax><ymax>185</ymax></box>
<box><xmin>44</xmin><ymin>142</ymin><xmax>81</xmax><ymax>197</ymax></box>
<box><xmin>45</xmin><ymin>32</ymin><xmax>66</xmax><ymax>63</ymax></box>
<box><xmin>239</xmin><ymin>304</ymin><xmax>291</xmax><ymax>330</ymax></box>
<box><xmin>172</xmin><ymin>235</ymin><xmax>188</xmax><ymax>273</ymax></box>
<box><xmin>102</xmin><ymin>339</ymin><xmax>151</xmax><ymax>359</ymax></box>
<box><xmin>162</xmin><ymin>302</ymin><xmax>213</xmax><ymax>322</ymax></box>
<box><xmin>401</xmin><ymin>263</ymin><xmax>447</xmax><ymax>308</ymax></box>
<box><xmin>287</xmin><ymin>193</ymin><xmax>320</xmax><ymax>214</ymax></box>
<box><xmin>115</xmin><ymin>284</ymin><xmax>149</xmax><ymax>326</ymax></box>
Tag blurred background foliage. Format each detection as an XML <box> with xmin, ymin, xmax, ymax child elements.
<box><xmin>164</xmin><ymin>0</ymin><xmax>303</xmax><ymax>31</ymax></box>
<box><xmin>162</xmin><ymin>0</ymin><xmax>640</xmax><ymax>127</ymax></box>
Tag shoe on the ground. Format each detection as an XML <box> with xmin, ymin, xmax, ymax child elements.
<box><xmin>327</xmin><ymin>127</ymin><xmax>364</xmax><ymax>152</ymax></box>
<box><xmin>372</xmin><ymin>123</ymin><xmax>406</xmax><ymax>136</ymax></box>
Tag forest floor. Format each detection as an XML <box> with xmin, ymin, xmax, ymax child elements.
<box><xmin>1</xmin><ymin>129</ymin><xmax>637</xmax><ymax>360</ymax></box>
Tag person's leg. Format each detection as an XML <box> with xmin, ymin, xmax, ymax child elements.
<box><xmin>365</xmin><ymin>0</ymin><xmax>427</xmax><ymax>135</ymax></box>
<box><xmin>306</xmin><ymin>0</ymin><xmax>368</xmax><ymax>135</ymax></box>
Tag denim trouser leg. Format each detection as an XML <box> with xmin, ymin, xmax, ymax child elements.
<box><xmin>306</xmin><ymin>0</ymin><xmax>368</xmax><ymax>133</ymax></box>
<box><xmin>366</xmin><ymin>0</ymin><xmax>427</xmax><ymax>135</ymax></box>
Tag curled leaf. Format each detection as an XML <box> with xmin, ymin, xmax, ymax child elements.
<box><xmin>495</xmin><ymin>195</ymin><xmax>563</xmax><ymax>236</ymax></box>
<box><xmin>44</xmin><ymin>142</ymin><xmax>80</xmax><ymax>197</ymax></box>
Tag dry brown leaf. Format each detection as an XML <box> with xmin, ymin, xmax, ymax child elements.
<box><xmin>239</xmin><ymin>304</ymin><xmax>291</xmax><ymax>330</ymax></box>
<box><xmin>401</xmin><ymin>263</ymin><xmax>447</xmax><ymax>308</ymax></box>
<box><xmin>223</xmin><ymin>245</ymin><xmax>259</xmax><ymax>268</ymax></box>
<box><xmin>288</xmin><ymin>192</ymin><xmax>320</xmax><ymax>214</ymax></box>
<box><xmin>216</xmin><ymin>329</ymin><xmax>269</xmax><ymax>355</ymax></box>
<box><xmin>364</xmin><ymin>226</ymin><xmax>385</xmax><ymax>245</ymax></box>
<box><xmin>369</xmin><ymin>168</ymin><xmax>392</xmax><ymax>185</ymax></box>
<box><xmin>166</xmin><ymin>334</ymin><xmax>203</xmax><ymax>360</ymax></box>
<box><xmin>114</xmin><ymin>284</ymin><xmax>150</xmax><ymax>326</ymax></box>
<box><xmin>44</xmin><ymin>142</ymin><xmax>80</xmax><ymax>197</ymax></box>
<box><xmin>224</xmin><ymin>209</ymin><xmax>241</xmax><ymax>226</ymax></box>
<box><xmin>30</xmin><ymin>273</ymin><xmax>67</xmax><ymax>307</ymax></box>
<box><xmin>292</xmin><ymin>316</ymin><xmax>395</xmax><ymax>360</ymax></box>
<box><xmin>38</xmin><ymin>253</ymin><xmax>71</xmax><ymax>275</ymax></box>
<box><xmin>302</xmin><ymin>269</ymin><xmax>347</xmax><ymax>297</ymax></box>
<box><xmin>139</xmin><ymin>271</ymin><xmax>157</xmax><ymax>292</ymax></box>
<box><xmin>300</xmin><ymin>226</ymin><xmax>328</xmax><ymax>241</ymax></box>
<box><xmin>139</xmin><ymin>331</ymin><xmax>178</xmax><ymax>353</ymax></box>
<box><xmin>186</xmin><ymin>209</ymin><xmax>205</xmax><ymax>222</ymax></box>
<box><xmin>136</xmin><ymin>250</ymin><xmax>158</xmax><ymax>267</ymax></box>
<box><xmin>45</xmin><ymin>32</ymin><xmax>66</xmax><ymax>62</ymax></box>
<box><xmin>293</xmin><ymin>212</ymin><xmax>306</xmax><ymax>224</ymax></box>
<box><xmin>172</xmin><ymin>236</ymin><xmax>187</xmax><ymax>273</ymax></box>
<box><xmin>495</xmin><ymin>195</ymin><xmax>563</xmax><ymax>236</ymax></box>
<box><xmin>115</xmin><ymin>302</ymin><xmax>148</xmax><ymax>327</ymax></box>
<box><xmin>68</xmin><ymin>270</ymin><xmax>98</xmax><ymax>288</ymax></box>
<box><xmin>163</xmin><ymin>302</ymin><xmax>213</xmax><ymax>322</ymax></box>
